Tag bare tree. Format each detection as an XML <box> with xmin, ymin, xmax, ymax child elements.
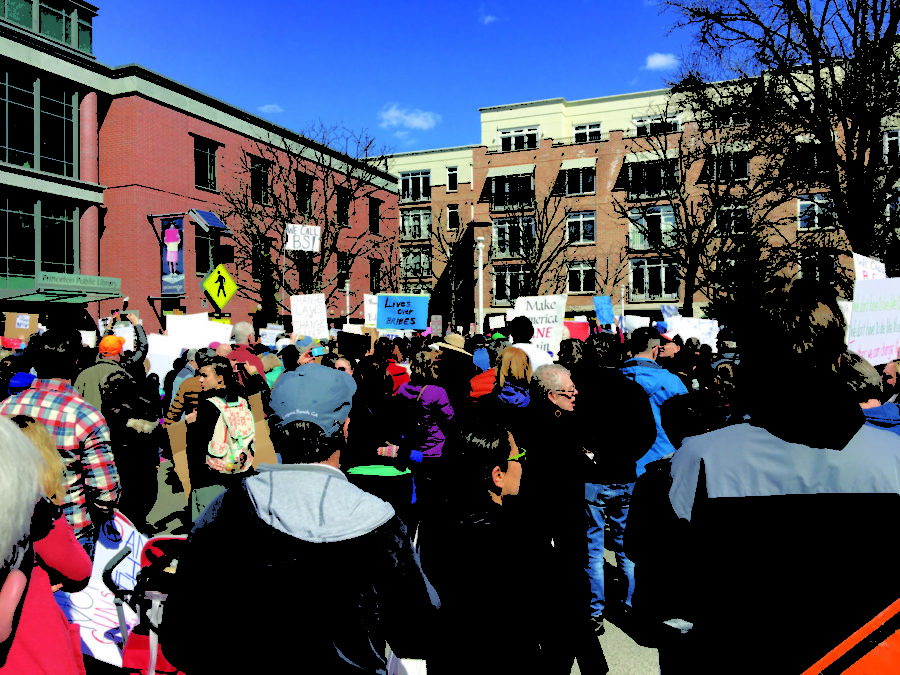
<box><xmin>665</xmin><ymin>0</ymin><xmax>900</xmax><ymax>269</ymax></box>
<box><xmin>219</xmin><ymin>123</ymin><xmax>398</xmax><ymax>324</ymax></box>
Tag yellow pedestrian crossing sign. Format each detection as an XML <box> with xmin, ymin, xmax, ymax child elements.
<box><xmin>202</xmin><ymin>264</ymin><xmax>237</xmax><ymax>310</ymax></box>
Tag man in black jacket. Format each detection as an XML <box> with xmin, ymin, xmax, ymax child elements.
<box><xmin>161</xmin><ymin>364</ymin><xmax>439</xmax><ymax>673</ymax></box>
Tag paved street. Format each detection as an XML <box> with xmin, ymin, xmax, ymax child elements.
<box><xmin>141</xmin><ymin>462</ymin><xmax>660</xmax><ymax>674</ymax></box>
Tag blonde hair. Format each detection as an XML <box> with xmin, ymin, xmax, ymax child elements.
<box><xmin>10</xmin><ymin>416</ymin><xmax>65</xmax><ymax>505</ymax></box>
<box><xmin>496</xmin><ymin>347</ymin><xmax>532</xmax><ymax>390</ymax></box>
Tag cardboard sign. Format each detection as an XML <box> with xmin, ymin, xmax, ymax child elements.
<box><xmin>564</xmin><ymin>321</ymin><xmax>590</xmax><ymax>341</ymax></box>
<box><xmin>55</xmin><ymin>511</ymin><xmax>144</xmax><ymax>666</ymax></box>
<box><xmin>508</xmin><ymin>295</ymin><xmax>567</xmax><ymax>357</ymax></box>
<box><xmin>376</xmin><ymin>294</ymin><xmax>428</xmax><ymax>330</ymax></box>
<box><xmin>847</xmin><ymin>278</ymin><xmax>900</xmax><ymax>365</ymax></box>
<box><xmin>853</xmin><ymin>253</ymin><xmax>887</xmax><ymax>281</ymax></box>
<box><xmin>285</xmin><ymin>224</ymin><xmax>321</xmax><ymax>252</ymax></box>
<box><xmin>592</xmin><ymin>296</ymin><xmax>615</xmax><ymax>324</ymax></box>
<box><xmin>290</xmin><ymin>294</ymin><xmax>329</xmax><ymax>340</ymax></box>
<box><xmin>488</xmin><ymin>315</ymin><xmax>505</xmax><ymax>330</ymax></box>
<box><xmin>4</xmin><ymin>313</ymin><xmax>38</xmax><ymax>342</ymax></box>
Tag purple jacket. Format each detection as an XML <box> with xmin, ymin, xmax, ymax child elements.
<box><xmin>395</xmin><ymin>383</ymin><xmax>455</xmax><ymax>457</ymax></box>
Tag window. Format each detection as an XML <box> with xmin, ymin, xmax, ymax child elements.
<box><xmin>336</xmin><ymin>252</ymin><xmax>350</xmax><ymax>288</ymax></box>
<box><xmin>493</xmin><ymin>217</ymin><xmax>535</xmax><ymax>259</ymax></box>
<box><xmin>77</xmin><ymin>15</ymin><xmax>91</xmax><ymax>53</ymax></box>
<box><xmin>447</xmin><ymin>204</ymin><xmax>460</xmax><ymax>231</ymax></box>
<box><xmin>795</xmin><ymin>142</ymin><xmax>830</xmax><ymax>174</ymax></box>
<box><xmin>401</xmin><ymin>246</ymin><xmax>430</xmax><ymax>278</ymax></box>
<box><xmin>400</xmin><ymin>209</ymin><xmax>431</xmax><ymax>241</ymax></box>
<box><xmin>250</xmin><ymin>156</ymin><xmax>270</xmax><ymax>205</ymax></box>
<box><xmin>490</xmin><ymin>174</ymin><xmax>534</xmax><ymax>210</ymax></box>
<box><xmin>499</xmin><ymin>126</ymin><xmax>539</xmax><ymax>152</ymax></box>
<box><xmin>558</xmin><ymin>167</ymin><xmax>596</xmax><ymax>195</ymax></box>
<box><xmin>39</xmin><ymin>1</ymin><xmax>68</xmax><ymax>42</ymax></box>
<box><xmin>634</xmin><ymin>114</ymin><xmax>679</xmax><ymax>137</ymax></box>
<box><xmin>798</xmin><ymin>193</ymin><xmax>833</xmax><ymax>230</ymax></box>
<box><xmin>401</xmin><ymin>170</ymin><xmax>430</xmax><ymax>202</ymax></box>
<box><xmin>369</xmin><ymin>259</ymin><xmax>382</xmax><ymax>293</ymax></box>
<box><xmin>567</xmin><ymin>211</ymin><xmax>595</xmax><ymax>244</ymax></box>
<box><xmin>574</xmin><ymin>123</ymin><xmax>602</xmax><ymax>143</ymax></box>
<box><xmin>568</xmin><ymin>260</ymin><xmax>596</xmax><ymax>294</ymax></box>
<box><xmin>4</xmin><ymin>0</ymin><xmax>32</xmax><ymax>29</ymax></box>
<box><xmin>1</xmin><ymin>69</ymin><xmax>35</xmax><ymax>168</ymax></box>
<box><xmin>799</xmin><ymin>251</ymin><xmax>836</xmax><ymax>283</ymax></box>
<box><xmin>195</xmin><ymin>229</ymin><xmax>231</xmax><ymax>276</ymax></box>
<box><xmin>296</xmin><ymin>171</ymin><xmax>313</xmax><ymax>214</ymax></box>
<box><xmin>194</xmin><ymin>137</ymin><xmax>217</xmax><ymax>191</ymax></box>
<box><xmin>712</xmin><ymin>105</ymin><xmax>748</xmax><ymax>127</ymax></box>
<box><xmin>368</xmin><ymin>197</ymin><xmax>381</xmax><ymax>234</ymax></box>
<box><xmin>630</xmin><ymin>258</ymin><xmax>679</xmax><ymax>301</ymax></box>
<box><xmin>699</xmin><ymin>153</ymin><xmax>749</xmax><ymax>183</ymax></box>
<box><xmin>885</xmin><ymin>131</ymin><xmax>900</xmax><ymax>166</ymax></box>
<box><xmin>615</xmin><ymin>161</ymin><xmax>678</xmax><ymax>199</ymax></box>
<box><xmin>447</xmin><ymin>166</ymin><xmax>458</xmax><ymax>192</ymax></box>
<box><xmin>336</xmin><ymin>187</ymin><xmax>351</xmax><ymax>226</ymax></box>
<box><xmin>493</xmin><ymin>264</ymin><xmax>531</xmax><ymax>305</ymax></box>
<box><xmin>39</xmin><ymin>201</ymin><xmax>75</xmax><ymax>273</ymax></box>
<box><xmin>717</xmin><ymin>200</ymin><xmax>749</xmax><ymax>235</ymax></box>
<box><xmin>628</xmin><ymin>206</ymin><xmax>677</xmax><ymax>250</ymax></box>
<box><xmin>38</xmin><ymin>77</ymin><xmax>74</xmax><ymax>177</ymax></box>
<box><xmin>0</xmin><ymin>194</ymin><xmax>36</xmax><ymax>278</ymax></box>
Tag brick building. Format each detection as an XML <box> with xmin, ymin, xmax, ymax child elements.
<box><xmin>0</xmin><ymin>0</ymin><xmax>398</xmax><ymax>334</ymax></box>
<box><xmin>387</xmin><ymin>90</ymin><xmax>850</xmax><ymax>326</ymax></box>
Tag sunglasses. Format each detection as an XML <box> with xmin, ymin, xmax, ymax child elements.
<box><xmin>508</xmin><ymin>448</ymin><xmax>526</xmax><ymax>462</ymax></box>
<box><xmin>553</xmin><ymin>389</ymin><xmax>576</xmax><ymax>398</ymax></box>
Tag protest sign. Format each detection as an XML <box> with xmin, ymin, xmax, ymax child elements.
<box><xmin>80</xmin><ymin>330</ymin><xmax>97</xmax><ymax>348</ymax></box>
<box><xmin>509</xmin><ymin>295</ymin><xmax>567</xmax><ymax>356</ymax></box>
<box><xmin>574</xmin><ymin>315</ymin><xmax>588</xmax><ymax>322</ymax></box>
<box><xmin>592</xmin><ymin>296</ymin><xmax>615</xmax><ymax>324</ymax></box>
<box><xmin>853</xmin><ymin>253</ymin><xmax>887</xmax><ymax>281</ymax></box>
<box><xmin>660</xmin><ymin>304</ymin><xmax>681</xmax><ymax>319</ymax></box>
<box><xmin>259</xmin><ymin>328</ymin><xmax>281</xmax><ymax>347</ymax></box>
<box><xmin>113</xmin><ymin>324</ymin><xmax>135</xmax><ymax>353</ymax></box>
<box><xmin>664</xmin><ymin>316</ymin><xmax>720</xmax><ymax>350</ymax></box>
<box><xmin>621</xmin><ymin>315</ymin><xmax>651</xmax><ymax>333</ymax></box>
<box><xmin>4</xmin><ymin>312</ymin><xmax>37</xmax><ymax>342</ymax></box>
<box><xmin>290</xmin><ymin>294</ymin><xmax>329</xmax><ymax>340</ymax></box>
<box><xmin>564</xmin><ymin>321</ymin><xmax>590</xmax><ymax>341</ymax></box>
<box><xmin>430</xmin><ymin>314</ymin><xmax>443</xmax><ymax>336</ymax></box>
<box><xmin>285</xmin><ymin>224</ymin><xmax>321</xmax><ymax>252</ymax></box>
<box><xmin>364</xmin><ymin>294</ymin><xmax>379</xmax><ymax>327</ymax></box>
<box><xmin>847</xmin><ymin>277</ymin><xmax>900</xmax><ymax>366</ymax></box>
<box><xmin>488</xmin><ymin>315</ymin><xmax>505</xmax><ymax>330</ymax></box>
<box><xmin>165</xmin><ymin>313</ymin><xmax>231</xmax><ymax>349</ymax></box>
<box><xmin>55</xmin><ymin>511</ymin><xmax>143</xmax><ymax>666</ymax></box>
<box><xmin>146</xmin><ymin>334</ymin><xmax>181</xmax><ymax>382</ymax></box>
<box><xmin>376</xmin><ymin>294</ymin><xmax>428</xmax><ymax>330</ymax></box>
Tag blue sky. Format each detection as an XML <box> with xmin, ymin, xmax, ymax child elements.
<box><xmin>94</xmin><ymin>0</ymin><xmax>690</xmax><ymax>154</ymax></box>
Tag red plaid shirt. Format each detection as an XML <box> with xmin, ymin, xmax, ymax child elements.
<box><xmin>0</xmin><ymin>379</ymin><xmax>119</xmax><ymax>539</ymax></box>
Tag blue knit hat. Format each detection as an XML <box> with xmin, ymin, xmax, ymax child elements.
<box><xmin>9</xmin><ymin>372</ymin><xmax>36</xmax><ymax>396</ymax></box>
<box><xmin>269</xmin><ymin>363</ymin><xmax>356</xmax><ymax>436</ymax></box>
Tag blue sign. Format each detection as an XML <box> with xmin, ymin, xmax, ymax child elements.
<box><xmin>161</xmin><ymin>218</ymin><xmax>185</xmax><ymax>295</ymax></box>
<box><xmin>593</xmin><ymin>295</ymin><xmax>615</xmax><ymax>324</ymax></box>
<box><xmin>376</xmin><ymin>294</ymin><xmax>428</xmax><ymax>330</ymax></box>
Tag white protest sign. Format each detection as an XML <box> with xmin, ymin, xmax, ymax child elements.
<box><xmin>259</xmin><ymin>328</ymin><xmax>281</xmax><ymax>347</ymax></box>
<box><xmin>79</xmin><ymin>330</ymin><xmax>97</xmax><ymax>348</ymax></box>
<box><xmin>291</xmin><ymin>294</ymin><xmax>329</xmax><ymax>340</ymax></box>
<box><xmin>621</xmin><ymin>315</ymin><xmax>651</xmax><ymax>333</ymax></box>
<box><xmin>488</xmin><ymin>315</ymin><xmax>506</xmax><ymax>330</ymax></box>
<box><xmin>508</xmin><ymin>295</ymin><xmax>567</xmax><ymax>357</ymax></box>
<box><xmin>853</xmin><ymin>253</ymin><xmax>887</xmax><ymax>281</ymax></box>
<box><xmin>664</xmin><ymin>316</ymin><xmax>720</xmax><ymax>351</ymax></box>
<box><xmin>165</xmin><ymin>313</ymin><xmax>232</xmax><ymax>350</ymax></box>
<box><xmin>342</xmin><ymin>324</ymin><xmax>363</xmax><ymax>334</ymax></box>
<box><xmin>113</xmin><ymin>325</ymin><xmax>135</xmax><ymax>353</ymax></box>
<box><xmin>285</xmin><ymin>224</ymin><xmax>321</xmax><ymax>252</ymax></box>
<box><xmin>55</xmin><ymin>511</ymin><xmax>145</xmax><ymax>666</ymax></box>
<box><xmin>847</xmin><ymin>278</ymin><xmax>900</xmax><ymax>366</ymax></box>
<box><xmin>364</xmin><ymin>294</ymin><xmax>378</xmax><ymax>327</ymax></box>
<box><xmin>146</xmin><ymin>334</ymin><xmax>181</xmax><ymax>381</ymax></box>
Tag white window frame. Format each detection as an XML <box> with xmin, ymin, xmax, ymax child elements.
<box><xmin>447</xmin><ymin>166</ymin><xmax>458</xmax><ymax>192</ymax></box>
<box><xmin>492</xmin><ymin>217</ymin><xmax>535</xmax><ymax>259</ymax></box>
<box><xmin>704</xmin><ymin>153</ymin><xmax>749</xmax><ymax>183</ymax></box>
<box><xmin>562</xmin><ymin>167</ymin><xmax>596</xmax><ymax>196</ymax></box>
<box><xmin>401</xmin><ymin>246</ymin><xmax>431</xmax><ymax>278</ymax></box>
<box><xmin>400</xmin><ymin>209</ymin><xmax>432</xmax><ymax>241</ymax></box>
<box><xmin>499</xmin><ymin>126</ymin><xmax>540</xmax><ymax>152</ymax></box>
<box><xmin>633</xmin><ymin>114</ymin><xmax>680</xmax><ymax>137</ymax></box>
<box><xmin>628</xmin><ymin>206</ymin><xmax>677</xmax><ymax>250</ymax></box>
<box><xmin>885</xmin><ymin>130</ymin><xmax>900</xmax><ymax>165</ymax></box>
<box><xmin>568</xmin><ymin>260</ymin><xmax>597</xmax><ymax>294</ymax></box>
<box><xmin>400</xmin><ymin>170</ymin><xmax>431</xmax><ymax>202</ymax></box>
<box><xmin>492</xmin><ymin>264</ymin><xmax>529</xmax><ymax>306</ymax></box>
<box><xmin>490</xmin><ymin>174</ymin><xmax>534</xmax><ymax>210</ymax></box>
<box><xmin>447</xmin><ymin>204</ymin><xmax>460</xmax><ymax>231</ymax></box>
<box><xmin>717</xmin><ymin>200</ymin><xmax>749</xmax><ymax>235</ymax></box>
<box><xmin>567</xmin><ymin>211</ymin><xmax>596</xmax><ymax>244</ymax></box>
<box><xmin>798</xmin><ymin>193</ymin><xmax>834</xmax><ymax>230</ymax></box>
<box><xmin>574</xmin><ymin>123</ymin><xmax>602</xmax><ymax>143</ymax></box>
<box><xmin>629</xmin><ymin>258</ymin><xmax>680</xmax><ymax>302</ymax></box>
<box><xmin>799</xmin><ymin>251</ymin><xmax>837</xmax><ymax>282</ymax></box>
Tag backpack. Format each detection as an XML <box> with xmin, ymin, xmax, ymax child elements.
<box><xmin>206</xmin><ymin>396</ymin><xmax>255</xmax><ymax>474</ymax></box>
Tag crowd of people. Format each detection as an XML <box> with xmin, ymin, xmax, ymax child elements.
<box><xmin>2</xmin><ymin>277</ymin><xmax>900</xmax><ymax>673</ymax></box>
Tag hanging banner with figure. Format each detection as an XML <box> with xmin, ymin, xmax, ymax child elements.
<box><xmin>161</xmin><ymin>217</ymin><xmax>185</xmax><ymax>295</ymax></box>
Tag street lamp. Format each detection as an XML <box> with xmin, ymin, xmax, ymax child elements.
<box><xmin>476</xmin><ymin>236</ymin><xmax>485</xmax><ymax>334</ymax></box>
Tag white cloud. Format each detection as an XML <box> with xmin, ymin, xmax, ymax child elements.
<box><xmin>644</xmin><ymin>53</ymin><xmax>679</xmax><ymax>71</ymax></box>
<box><xmin>257</xmin><ymin>103</ymin><xmax>284</xmax><ymax>114</ymax></box>
<box><xmin>479</xmin><ymin>4</ymin><xmax>498</xmax><ymax>24</ymax></box>
<box><xmin>378</xmin><ymin>104</ymin><xmax>441</xmax><ymax>131</ymax></box>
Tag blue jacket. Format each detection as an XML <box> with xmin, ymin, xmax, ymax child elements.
<box><xmin>863</xmin><ymin>402</ymin><xmax>900</xmax><ymax>436</ymax></box>
<box><xmin>621</xmin><ymin>357</ymin><xmax>688</xmax><ymax>476</ymax></box>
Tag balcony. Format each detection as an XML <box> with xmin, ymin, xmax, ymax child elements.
<box><xmin>551</xmin><ymin>132</ymin><xmax>610</xmax><ymax>146</ymax></box>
